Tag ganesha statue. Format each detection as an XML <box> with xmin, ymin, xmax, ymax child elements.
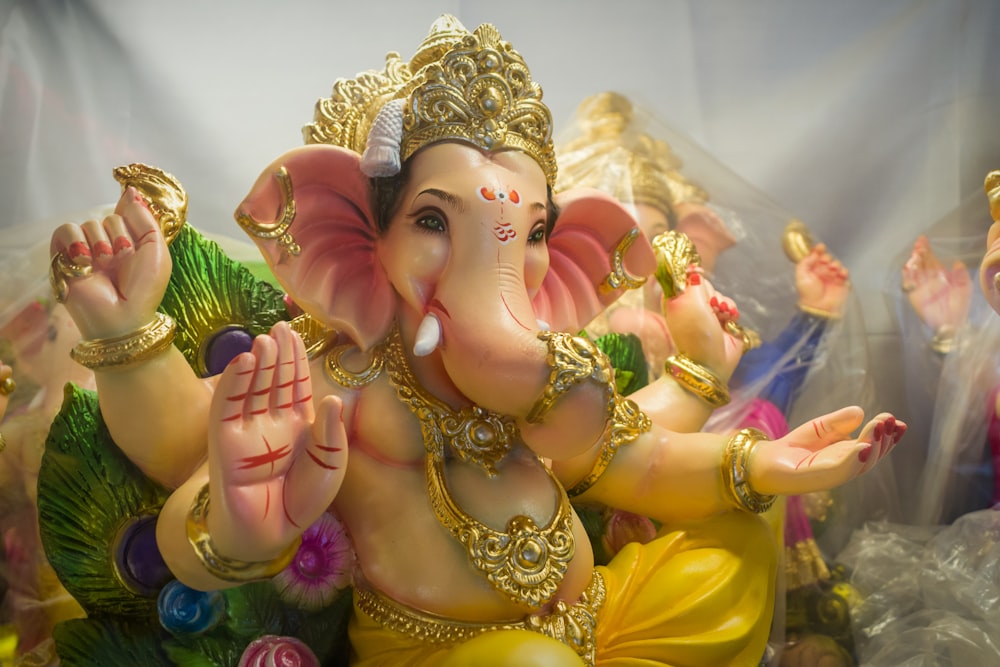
<box><xmin>42</xmin><ymin>15</ymin><xmax>905</xmax><ymax>666</ymax></box>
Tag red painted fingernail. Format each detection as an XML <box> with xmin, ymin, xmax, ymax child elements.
<box><xmin>858</xmin><ymin>445</ymin><xmax>871</xmax><ymax>463</ymax></box>
<box><xmin>112</xmin><ymin>236</ymin><xmax>133</xmax><ymax>253</ymax></box>
<box><xmin>886</xmin><ymin>417</ymin><xmax>895</xmax><ymax>431</ymax></box>
<box><xmin>710</xmin><ymin>296</ymin><xmax>719</xmax><ymax>308</ymax></box>
<box><xmin>874</xmin><ymin>423</ymin><xmax>883</xmax><ymax>441</ymax></box>
<box><xmin>688</xmin><ymin>273</ymin><xmax>701</xmax><ymax>286</ymax></box>
<box><xmin>93</xmin><ymin>241</ymin><xmax>113</xmax><ymax>257</ymax></box>
<box><xmin>68</xmin><ymin>241</ymin><xmax>92</xmax><ymax>259</ymax></box>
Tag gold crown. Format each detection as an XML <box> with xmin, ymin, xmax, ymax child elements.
<box><xmin>304</xmin><ymin>15</ymin><xmax>557</xmax><ymax>186</ymax></box>
<box><xmin>557</xmin><ymin>92</ymin><xmax>707</xmax><ymax>215</ymax></box>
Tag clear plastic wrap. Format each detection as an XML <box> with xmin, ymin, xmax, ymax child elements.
<box><xmin>836</xmin><ymin>510</ymin><xmax>1000</xmax><ymax>666</ymax></box>
<box><xmin>886</xmin><ymin>191</ymin><xmax>999</xmax><ymax>525</ymax></box>
<box><xmin>555</xmin><ymin>92</ymin><xmax>891</xmax><ymax>666</ymax></box>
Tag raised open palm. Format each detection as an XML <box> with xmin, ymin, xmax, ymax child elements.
<box><xmin>206</xmin><ymin>321</ymin><xmax>347</xmax><ymax>562</ymax></box>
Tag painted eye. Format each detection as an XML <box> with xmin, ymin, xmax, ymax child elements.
<box><xmin>527</xmin><ymin>223</ymin><xmax>546</xmax><ymax>244</ymax></box>
<box><xmin>416</xmin><ymin>213</ymin><xmax>447</xmax><ymax>233</ymax></box>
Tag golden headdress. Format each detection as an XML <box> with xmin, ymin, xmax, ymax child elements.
<box><xmin>556</xmin><ymin>91</ymin><xmax>708</xmax><ymax>220</ymax></box>
<box><xmin>304</xmin><ymin>15</ymin><xmax>557</xmax><ymax>186</ymax></box>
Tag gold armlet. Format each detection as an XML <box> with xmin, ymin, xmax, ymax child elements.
<box><xmin>663</xmin><ymin>354</ymin><xmax>730</xmax><ymax>408</ymax></box>
<box><xmin>70</xmin><ymin>312</ymin><xmax>176</xmax><ymax>370</ymax></box>
<box><xmin>567</xmin><ymin>394</ymin><xmax>651</xmax><ymax>498</ymax></box>
<box><xmin>527</xmin><ymin>332</ymin><xmax>614</xmax><ymax>424</ymax></box>
<box><xmin>797</xmin><ymin>304</ymin><xmax>841</xmax><ymax>321</ymax></box>
<box><xmin>721</xmin><ymin>428</ymin><xmax>776</xmax><ymax>514</ymax></box>
<box><xmin>186</xmin><ymin>483</ymin><xmax>301</xmax><ymax>583</ymax></box>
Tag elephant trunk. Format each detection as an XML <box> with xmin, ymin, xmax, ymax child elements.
<box><xmin>425</xmin><ymin>257</ymin><xmax>550</xmax><ymax>419</ymax></box>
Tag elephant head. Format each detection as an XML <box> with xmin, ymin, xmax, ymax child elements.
<box><xmin>234</xmin><ymin>141</ymin><xmax>656</xmax><ymax>417</ymax></box>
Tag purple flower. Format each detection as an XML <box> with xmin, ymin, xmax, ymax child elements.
<box><xmin>273</xmin><ymin>511</ymin><xmax>354</xmax><ymax>611</ymax></box>
<box><xmin>238</xmin><ymin>635</ymin><xmax>320</xmax><ymax>667</ymax></box>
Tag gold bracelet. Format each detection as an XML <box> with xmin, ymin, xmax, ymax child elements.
<box><xmin>526</xmin><ymin>332</ymin><xmax>614</xmax><ymax>424</ymax></box>
<box><xmin>930</xmin><ymin>326</ymin><xmax>958</xmax><ymax>355</ymax></box>
<box><xmin>186</xmin><ymin>483</ymin><xmax>301</xmax><ymax>583</ymax></box>
<box><xmin>0</xmin><ymin>432</ymin><xmax>6</xmax><ymax>453</ymax></box>
<box><xmin>797</xmin><ymin>303</ymin><xmax>841</xmax><ymax>321</ymax></box>
<box><xmin>663</xmin><ymin>354</ymin><xmax>730</xmax><ymax>408</ymax></box>
<box><xmin>567</xmin><ymin>394</ymin><xmax>651</xmax><ymax>497</ymax></box>
<box><xmin>70</xmin><ymin>312</ymin><xmax>176</xmax><ymax>370</ymax></box>
<box><xmin>721</xmin><ymin>427</ymin><xmax>776</xmax><ymax>514</ymax></box>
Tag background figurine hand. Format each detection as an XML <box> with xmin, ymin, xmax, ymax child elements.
<box><xmin>661</xmin><ymin>266</ymin><xmax>745</xmax><ymax>382</ymax></box>
<box><xmin>795</xmin><ymin>243</ymin><xmax>851</xmax><ymax>317</ymax></box>
<box><xmin>206</xmin><ymin>320</ymin><xmax>347</xmax><ymax>562</ymax></box>
<box><xmin>49</xmin><ymin>186</ymin><xmax>172</xmax><ymax>340</ymax></box>
<box><xmin>902</xmin><ymin>235</ymin><xmax>972</xmax><ymax>335</ymax></box>
<box><xmin>750</xmin><ymin>406</ymin><xmax>905</xmax><ymax>496</ymax></box>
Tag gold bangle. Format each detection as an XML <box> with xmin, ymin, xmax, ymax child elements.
<box><xmin>663</xmin><ymin>354</ymin><xmax>730</xmax><ymax>408</ymax></box>
<box><xmin>0</xmin><ymin>377</ymin><xmax>15</xmax><ymax>396</ymax></box>
<box><xmin>527</xmin><ymin>332</ymin><xmax>614</xmax><ymax>424</ymax></box>
<box><xmin>70</xmin><ymin>312</ymin><xmax>177</xmax><ymax>370</ymax></box>
<box><xmin>186</xmin><ymin>483</ymin><xmax>301</xmax><ymax>583</ymax></box>
<box><xmin>721</xmin><ymin>427</ymin><xmax>776</xmax><ymax>514</ymax></box>
<box><xmin>797</xmin><ymin>304</ymin><xmax>841</xmax><ymax>321</ymax></box>
<box><xmin>930</xmin><ymin>326</ymin><xmax>957</xmax><ymax>355</ymax></box>
<box><xmin>567</xmin><ymin>394</ymin><xmax>651</xmax><ymax>497</ymax></box>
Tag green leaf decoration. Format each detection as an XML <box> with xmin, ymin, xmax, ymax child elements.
<box><xmin>52</xmin><ymin>616</ymin><xmax>172</xmax><ymax>666</ymax></box>
<box><xmin>37</xmin><ymin>384</ymin><xmax>170</xmax><ymax>617</ymax></box>
<box><xmin>163</xmin><ymin>635</ymin><xmax>243</xmax><ymax>667</ymax></box>
<box><xmin>160</xmin><ymin>225</ymin><xmax>289</xmax><ymax>376</ymax></box>
<box><xmin>593</xmin><ymin>332</ymin><xmax>649</xmax><ymax>395</ymax></box>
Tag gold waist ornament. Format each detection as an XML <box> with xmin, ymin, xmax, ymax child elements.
<box><xmin>383</xmin><ymin>327</ymin><xmax>576</xmax><ymax>610</ymax></box>
<box><xmin>354</xmin><ymin>569</ymin><xmax>605</xmax><ymax>666</ymax></box>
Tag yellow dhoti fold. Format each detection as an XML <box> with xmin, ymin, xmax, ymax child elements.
<box><xmin>349</xmin><ymin>510</ymin><xmax>778</xmax><ymax>666</ymax></box>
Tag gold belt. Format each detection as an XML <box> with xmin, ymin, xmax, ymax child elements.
<box><xmin>354</xmin><ymin>570</ymin><xmax>606</xmax><ymax>666</ymax></box>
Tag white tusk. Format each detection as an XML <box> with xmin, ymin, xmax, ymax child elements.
<box><xmin>536</xmin><ymin>319</ymin><xmax>551</xmax><ymax>331</ymax></box>
<box><xmin>414</xmin><ymin>313</ymin><xmax>442</xmax><ymax>356</ymax></box>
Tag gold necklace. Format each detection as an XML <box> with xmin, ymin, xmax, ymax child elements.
<box><xmin>383</xmin><ymin>328</ymin><xmax>576</xmax><ymax>610</ymax></box>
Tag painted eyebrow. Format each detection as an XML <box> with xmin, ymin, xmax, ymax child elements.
<box><xmin>414</xmin><ymin>188</ymin><xmax>466</xmax><ymax>213</ymax></box>
<box><xmin>529</xmin><ymin>202</ymin><xmax>546</xmax><ymax>213</ymax></box>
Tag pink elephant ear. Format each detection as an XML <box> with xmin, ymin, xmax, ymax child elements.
<box><xmin>234</xmin><ymin>144</ymin><xmax>395</xmax><ymax>350</ymax></box>
<box><xmin>533</xmin><ymin>188</ymin><xmax>656</xmax><ymax>332</ymax></box>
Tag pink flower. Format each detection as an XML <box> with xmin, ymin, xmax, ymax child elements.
<box><xmin>602</xmin><ymin>510</ymin><xmax>657</xmax><ymax>558</ymax></box>
<box><xmin>273</xmin><ymin>512</ymin><xmax>354</xmax><ymax>611</ymax></box>
<box><xmin>238</xmin><ymin>635</ymin><xmax>319</xmax><ymax>667</ymax></box>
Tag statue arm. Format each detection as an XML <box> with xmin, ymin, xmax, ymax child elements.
<box><xmin>552</xmin><ymin>406</ymin><xmax>905</xmax><ymax>525</ymax></box>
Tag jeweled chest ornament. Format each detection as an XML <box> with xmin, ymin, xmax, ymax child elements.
<box><xmin>383</xmin><ymin>328</ymin><xmax>575</xmax><ymax>610</ymax></box>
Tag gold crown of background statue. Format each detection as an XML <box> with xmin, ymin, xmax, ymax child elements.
<box><xmin>556</xmin><ymin>91</ymin><xmax>708</xmax><ymax>218</ymax></box>
<box><xmin>304</xmin><ymin>15</ymin><xmax>557</xmax><ymax>186</ymax></box>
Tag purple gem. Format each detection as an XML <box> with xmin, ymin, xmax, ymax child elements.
<box><xmin>116</xmin><ymin>515</ymin><xmax>172</xmax><ymax>595</ymax></box>
<box><xmin>204</xmin><ymin>327</ymin><xmax>254</xmax><ymax>376</ymax></box>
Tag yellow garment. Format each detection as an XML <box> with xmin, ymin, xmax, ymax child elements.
<box><xmin>349</xmin><ymin>510</ymin><xmax>778</xmax><ymax>666</ymax></box>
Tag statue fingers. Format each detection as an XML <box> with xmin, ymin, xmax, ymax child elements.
<box><xmin>246</xmin><ymin>334</ymin><xmax>278</xmax><ymax>418</ymax></box>
<box><xmin>855</xmin><ymin>414</ymin><xmax>906</xmax><ymax>475</ymax></box>
<box><xmin>270</xmin><ymin>321</ymin><xmax>314</xmax><ymax>423</ymax></box>
<box><xmin>284</xmin><ymin>396</ymin><xmax>348</xmax><ymax>526</ymax></box>
<box><xmin>49</xmin><ymin>223</ymin><xmax>94</xmax><ymax>304</ymax></box>
<box><xmin>82</xmin><ymin>218</ymin><xmax>115</xmax><ymax>269</ymax></box>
